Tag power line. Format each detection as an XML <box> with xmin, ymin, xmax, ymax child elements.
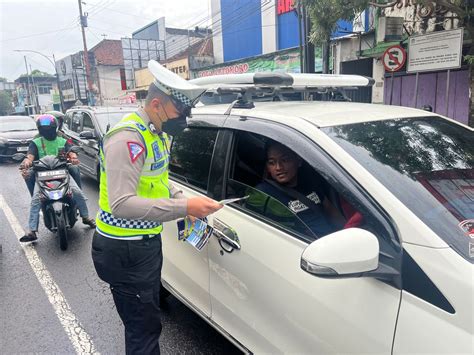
<box><xmin>0</xmin><ymin>26</ymin><xmax>78</xmax><ymax>43</ymax></box>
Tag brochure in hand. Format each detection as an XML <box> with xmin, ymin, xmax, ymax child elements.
<box><xmin>177</xmin><ymin>217</ymin><xmax>214</xmax><ymax>251</ymax></box>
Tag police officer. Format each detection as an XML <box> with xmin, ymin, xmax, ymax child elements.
<box><xmin>91</xmin><ymin>60</ymin><xmax>222</xmax><ymax>355</ymax></box>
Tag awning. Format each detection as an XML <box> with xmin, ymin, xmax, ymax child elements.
<box><xmin>359</xmin><ymin>39</ymin><xmax>408</xmax><ymax>58</ymax></box>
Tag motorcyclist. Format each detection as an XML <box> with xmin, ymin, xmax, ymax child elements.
<box><xmin>19</xmin><ymin>114</ymin><xmax>96</xmax><ymax>242</ymax></box>
<box><xmin>23</xmin><ymin>111</ymin><xmax>82</xmax><ymax>196</ymax></box>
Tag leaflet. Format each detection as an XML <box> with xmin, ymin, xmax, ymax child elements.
<box><xmin>177</xmin><ymin>217</ymin><xmax>214</xmax><ymax>251</ymax></box>
<box><xmin>218</xmin><ymin>195</ymin><xmax>249</xmax><ymax>205</ymax></box>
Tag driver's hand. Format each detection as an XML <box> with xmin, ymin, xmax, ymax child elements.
<box><xmin>20</xmin><ymin>159</ymin><xmax>32</xmax><ymax>170</ymax></box>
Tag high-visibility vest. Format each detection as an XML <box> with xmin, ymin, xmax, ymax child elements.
<box><xmin>96</xmin><ymin>112</ymin><xmax>171</xmax><ymax>237</ymax></box>
<box><xmin>33</xmin><ymin>137</ymin><xmax>67</xmax><ymax>158</ymax></box>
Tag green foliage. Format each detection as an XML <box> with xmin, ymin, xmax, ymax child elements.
<box><xmin>0</xmin><ymin>77</ymin><xmax>7</xmax><ymax>82</ymax></box>
<box><xmin>20</xmin><ymin>69</ymin><xmax>53</xmax><ymax>78</ymax></box>
<box><xmin>300</xmin><ymin>0</ymin><xmax>370</xmax><ymax>44</ymax></box>
<box><xmin>0</xmin><ymin>91</ymin><xmax>13</xmax><ymax>115</ymax></box>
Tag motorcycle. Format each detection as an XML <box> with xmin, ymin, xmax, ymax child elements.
<box><xmin>14</xmin><ymin>153</ymin><xmax>78</xmax><ymax>250</ymax></box>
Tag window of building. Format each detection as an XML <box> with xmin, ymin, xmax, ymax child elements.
<box><xmin>169</xmin><ymin>128</ymin><xmax>218</xmax><ymax>191</ymax></box>
<box><xmin>37</xmin><ymin>85</ymin><xmax>52</xmax><ymax>95</ymax></box>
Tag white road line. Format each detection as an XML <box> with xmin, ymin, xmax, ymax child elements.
<box><xmin>0</xmin><ymin>194</ymin><xmax>98</xmax><ymax>354</ymax></box>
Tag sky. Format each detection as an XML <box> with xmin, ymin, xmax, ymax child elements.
<box><xmin>0</xmin><ymin>0</ymin><xmax>211</xmax><ymax>81</ymax></box>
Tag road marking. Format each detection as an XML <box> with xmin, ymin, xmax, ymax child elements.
<box><xmin>0</xmin><ymin>194</ymin><xmax>98</xmax><ymax>354</ymax></box>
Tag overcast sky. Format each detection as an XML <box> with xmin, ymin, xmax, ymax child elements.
<box><xmin>0</xmin><ymin>0</ymin><xmax>211</xmax><ymax>81</ymax></box>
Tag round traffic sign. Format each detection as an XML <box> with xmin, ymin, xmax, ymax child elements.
<box><xmin>383</xmin><ymin>45</ymin><xmax>407</xmax><ymax>72</ymax></box>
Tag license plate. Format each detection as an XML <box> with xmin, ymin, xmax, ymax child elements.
<box><xmin>17</xmin><ymin>146</ymin><xmax>28</xmax><ymax>152</ymax></box>
<box><xmin>38</xmin><ymin>169</ymin><xmax>67</xmax><ymax>178</ymax></box>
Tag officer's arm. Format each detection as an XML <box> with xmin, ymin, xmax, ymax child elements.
<box><xmin>104</xmin><ymin>130</ymin><xmax>188</xmax><ymax>222</ymax></box>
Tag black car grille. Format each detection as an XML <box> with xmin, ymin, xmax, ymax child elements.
<box><xmin>0</xmin><ymin>141</ymin><xmax>30</xmax><ymax>157</ymax></box>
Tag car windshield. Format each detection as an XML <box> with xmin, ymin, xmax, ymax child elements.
<box><xmin>95</xmin><ymin>112</ymin><xmax>134</xmax><ymax>133</ymax></box>
<box><xmin>0</xmin><ymin>117</ymin><xmax>37</xmax><ymax>132</ymax></box>
<box><xmin>322</xmin><ymin>117</ymin><xmax>474</xmax><ymax>263</ymax></box>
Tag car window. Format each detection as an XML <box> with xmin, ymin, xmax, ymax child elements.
<box><xmin>63</xmin><ymin>113</ymin><xmax>72</xmax><ymax>130</ymax></box>
<box><xmin>323</xmin><ymin>116</ymin><xmax>474</xmax><ymax>263</ymax></box>
<box><xmin>96</xmin><ymin>112</ymin><xmax>132</xmax><ymax>133</ymax></box>
<box><xmin>82</xmin><ymin>112</ymin><xmax>95</xmax><ymax>132</ymax></box>
<box><xmin>71</xmin><ymin>112</ymin><xmax>82</xmax><ymax>133</ymax></box>
<box><xmin>169</xmin><ymin>128</ymin><xmax>218</xmax><ymax>191</ymax></box>
<box><xmin>227</xmin><ymin>132</ymin><xmax>346</xmax><ymax>241</ymax></box>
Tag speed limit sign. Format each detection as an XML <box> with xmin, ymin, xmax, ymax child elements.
<box><xmin>383</xmin><ymin>45</ymin><xmax>407</xmax><ymax>72</ymax></box>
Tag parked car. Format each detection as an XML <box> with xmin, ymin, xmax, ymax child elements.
<box><xmin>62</xmin><ymin>106</ymin><xmax>137</xmax><ymax>180</ymax></box>
<box><xmin>159</xmin><ymin>80</ymin><xmax>474</xmax><ymax>354</ymax></box>
<box><xmin>0</xmin><ymin>115</ymin><xmax>37</xmax><ymax>161</ymax></box>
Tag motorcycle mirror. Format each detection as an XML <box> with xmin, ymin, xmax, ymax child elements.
<box><xmin>12</xmin><ymin>153</ymin><xmax>26</xmax><ymax>161</ymax></box>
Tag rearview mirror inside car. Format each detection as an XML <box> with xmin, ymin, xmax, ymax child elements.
<box><xmin>301</xmin><ymin>228</ymin><xmax>379</xmax><ymax>278</ymax></box>
<box><xmin>79</xmin><ymin>130</ymin><xmax>96</xmax><ymax>139</ymax></box>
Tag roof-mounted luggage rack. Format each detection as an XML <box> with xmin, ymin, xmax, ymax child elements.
<box><xmin>190</xmin><ymin>72</ymin><xmax>375</xmax><ymax>110</ymax></box>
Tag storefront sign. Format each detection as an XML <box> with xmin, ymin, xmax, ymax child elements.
<box><xmin>196</xmin><ymin>49</ymin><xmax>304</xmax><ymax>77</ymax></box>
<box><xmin>277</xmin><ymin>0</ymin><xmax>294</xmax><ymax>15</ymax></box>
<box><xmin>383</xmin><ymin>45</ymin><xmax>407</xmax><ymax>72</ymax></box>
<box><xmin>163</xmin><ymin>58</ymin><xmax>189</xmax><ymax>79</ymax></box>
<box><xmin>407</xmin><ymin>28</ymin><xmax>463</xmax><ymax>73</ymax></box>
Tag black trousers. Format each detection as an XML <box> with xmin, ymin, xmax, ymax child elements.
<box><xmin>91</xmin><ymin>232</ymin><xmax>163</xmax><ymax>355</ymax></box>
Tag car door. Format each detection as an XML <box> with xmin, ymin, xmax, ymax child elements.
<box><xmin>205</xmin><ymin>116</ymin><xmax>403</xmax><ymax>354</ymax></box>
<box><xmin>161</xmin><ymin>125</ymin><xmax>221</xmax><ymax>318</ymax></box>
<box><xmin>64</xmin><ymin>111</ymin><xmax>84</xmax><ymax>157</ymax></box>
<box><xmin>78</xmin><ymin>111</ymin><xmax>99</xmax><ymax>178</ymax></box>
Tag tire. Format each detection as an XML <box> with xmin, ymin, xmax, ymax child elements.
<box><xmin>57</xmin><ymin>213</ymin><xmax>68</xmax><ymax>251</ymax></box>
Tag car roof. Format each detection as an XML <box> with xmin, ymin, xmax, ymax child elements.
<box><xmin>0</xmin><ymin>115</ymin><xmax>32</xmax><ymax>120</ymax></box>
<box><xmin>192</xmin><ymin>101</ymin><xmax>435</xmax><ymax>128</ymax></box>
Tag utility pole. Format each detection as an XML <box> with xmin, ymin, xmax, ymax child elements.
<box><xmin>23</xmin><ymin>56</ymin><xmax>33</xmax><ymax>115</ymax></box>
<box><xmin>29</xmin><ymin>64</ymin><xmax>41</xmax><ymax>113</ymax></box>
<box><xmin>77</xmin><ymin>0</ymin><xmax>93</xmax><ymax>105</ymax></box>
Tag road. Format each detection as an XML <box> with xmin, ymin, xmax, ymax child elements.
<box><xmin>0</xmin><ymin>161</ymin><xmax>241</xmax><ymax>354</ymax></box>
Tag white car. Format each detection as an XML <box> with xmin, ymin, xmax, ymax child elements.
<box><xmin>160</xmin><ymin>74</ymin><xmax>474</xmax><ymax>354</ymax></box>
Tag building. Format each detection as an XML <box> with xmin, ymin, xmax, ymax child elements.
<box><xmin>198</xmin><ymin>0</ymin><xmax>356</xmax><ymax>78</ymax></box>
<box><xmin>121</xmin><ymin>17</ymin><xmax>212</xmax><ymax>90</ymax></box>
<box><xmin>56</xmin><ymin>52</ymin><xmax>88</xmax><ymax>109</ymax></box>
<box><xmin>131</xmin><ymin>38</ymin><xmax>214</xmax><ymax>102</ymax></box>
<box><xmin>89</xmin><ymin>39</ymin><xmax>127</xmax><ymax>106</ymax></box>
<box><xmin>355</xmin><ymin>2</ymin><xmax>471</xmax><ymax>126</ymax></box>
<box><xmin>14</xmin><ymin>73</ymin><xmax>59</xmax><ymax>114</ymax></box>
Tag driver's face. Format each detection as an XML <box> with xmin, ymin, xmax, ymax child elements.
<box><xmin>266</xmin><ymin>145</ymin><xmax>300</xmax><ymax>186</ymax></box>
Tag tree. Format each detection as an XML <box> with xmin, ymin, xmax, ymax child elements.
<box><xmin>20</xmin><ymin>69</ymin><xmax>53</xmax><ymax>77</ymax></box>
<box><xmin>0</xmin><ymin>77</ymin><xmax>7</xmax><ymax>82</ymax></box>
<box><xmin>0</xmin><ymin>91</ymin><xmax>13</xmax><ymax>115</ymax></box>
<box><xmin>301</xmin><ymin>1</ymin><xmax>473</xmax><ymax>62</ymax></box>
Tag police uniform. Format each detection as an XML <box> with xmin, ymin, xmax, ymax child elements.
<box><xmin>91</xmin><ymin>60</ymin><xmax>206</xmax><ymax>355</ymax></box>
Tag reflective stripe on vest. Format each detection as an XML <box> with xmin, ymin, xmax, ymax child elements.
<box><xmin>96</xmin><ymin>112</ymin><xmax>170</xmax><ymax>237</ymax></box>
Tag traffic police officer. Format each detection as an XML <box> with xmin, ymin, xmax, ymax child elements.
<box><xmin>91</xmin><ymin>60</ymin><xmax>222</xmax><ymax>355</ymax></box>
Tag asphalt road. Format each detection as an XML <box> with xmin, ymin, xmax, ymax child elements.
<box><xmin>0</xmin><ymin>161</ymin><xmax>241</xmax><ymax>354</ymax></box>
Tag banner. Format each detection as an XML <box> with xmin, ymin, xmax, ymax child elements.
<box><xmin>195</xmin><ymin>48</ymin><xmax>324</xmax><ymax>78</ymax></box>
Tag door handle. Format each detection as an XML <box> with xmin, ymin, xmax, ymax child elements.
<box><xmin>213</xmin><ymin>218</ymin><xmax>241</xmax><ymax>251</ymax></box>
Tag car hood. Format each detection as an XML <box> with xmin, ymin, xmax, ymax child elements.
<box><xmin>0</xmin><ymin>130</ymin><xmax>37</xmax><ymax>140</ymax></box>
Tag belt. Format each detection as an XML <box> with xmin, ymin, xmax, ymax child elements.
<box><xmin>96</xmin><ymin>229</ymin><xmax>160</xmax><ymax>241</ymax></box>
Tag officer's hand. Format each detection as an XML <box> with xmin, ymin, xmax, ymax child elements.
<box><xmin>20</xmin><ymin>168</ymin><xmax>30</xmax><ymax>179</ymax></box>
<box><xmin>187</xmin><ymin>197</ymin><xmax>223</xmax><ymax>218</ymax></box>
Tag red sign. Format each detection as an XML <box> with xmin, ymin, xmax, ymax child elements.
<box><xmin>382</xmin><ymin>45</ymin><xmax>407</xmax><ymax>72</ymax></box>
<box><xmin>277</xmin><ymin>0</ymin><xmax>294</xmax><ymax>15</ymax></box>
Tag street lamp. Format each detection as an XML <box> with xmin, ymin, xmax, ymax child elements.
<box><xmin>14</xmin><ymin>49</ymin><xmax>65</xmax><ymax>112</ymax></box>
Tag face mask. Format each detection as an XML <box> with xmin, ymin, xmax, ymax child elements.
<box><xmin>161</xmin><ymin>115</ymin><xmax>188</xmax><ymax>137</ymax></box>
<box><xmin>40</xmin><ymin>127</ymin><xmax>57</xmax><ymax>141</ymax></box>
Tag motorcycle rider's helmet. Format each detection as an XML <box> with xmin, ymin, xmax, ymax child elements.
<box><xmin>36</xmin><ymin>114</ymin><xmax>58</xmax><ymax>141</ymax></box>
<box><xmin>45</xmin><ymin>110</ymin><xmax>65</xmax><ymax>131</ymax></box>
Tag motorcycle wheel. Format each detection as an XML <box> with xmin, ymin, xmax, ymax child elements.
<box><xmin>58</xmin><ymin>214</ymin><xmax>68</xmax><ymax>251</ymax></box>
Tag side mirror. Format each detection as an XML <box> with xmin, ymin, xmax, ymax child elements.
<box><xmin>301</xmin><ymin>228</ymin><xmax>379</xmax><ymax>278</ymax></box>
<box><xmin>79</xmin><ymin>130</ymin><xmax>96</xmax><ymax>139</ymax></box>
<box><xmin>11</xmin><ymin>153</ymin><xmax>26</xmax><ymax>161</ymax></box>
